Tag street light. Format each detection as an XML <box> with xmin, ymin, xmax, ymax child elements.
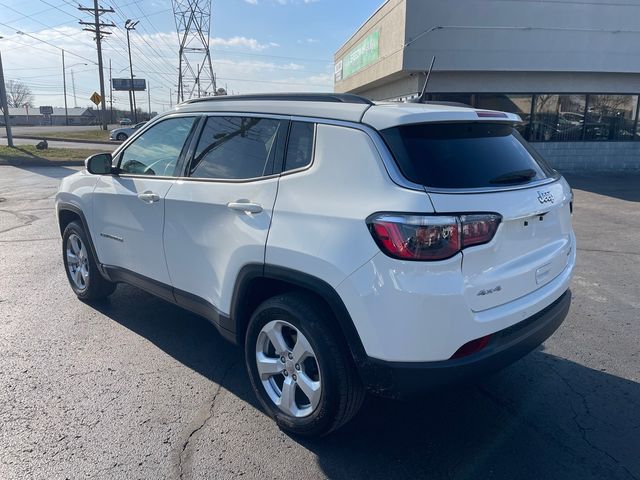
<box><xmin>62</xmin><ymin>49</ymin><xmax>88</xmax><ymax>126</ymax></box>
<box><xmin>124</xmin><ymin>19</ymin><xmax>139</xmax><ymax>122</ymax></box>
<box><xmin>0</xmin><ymin>36</ymin><xmax>14</xmax><ymax>147</ymax></box>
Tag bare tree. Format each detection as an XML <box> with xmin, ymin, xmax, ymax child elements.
<box><xmin>6</xmin><ymin>80</ymin><xmax>34</xmax><ymax>108</ymax></box>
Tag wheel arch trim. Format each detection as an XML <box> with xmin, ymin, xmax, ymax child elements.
<box><xmin>56</xmin><ymin>202</ymin><xmax>107</xmax><ymax>278</ymax></box>
<box><xmin>231</xmin><ymin>264</ymin><xmax>369</xmax><ymax>368</ymax></box>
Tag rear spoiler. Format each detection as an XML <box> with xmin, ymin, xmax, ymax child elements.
<box><xmin>363</xmin><ymin>107</ymin><xmax>523</xmax><ymax>130</ymax></box>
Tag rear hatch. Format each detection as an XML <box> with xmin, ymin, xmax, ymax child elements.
<box><xmin>380</xmin><ymin>120</ymin><xmax>573</xmax><ymax>312</ymax></box>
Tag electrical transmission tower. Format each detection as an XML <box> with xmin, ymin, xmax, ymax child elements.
<box><xmin>172</xmin><ymin>0</ymin><xmax>217</xmax><ymax>103</ymax></box>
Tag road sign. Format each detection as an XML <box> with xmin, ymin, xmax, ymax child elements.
<box><xmin>39</xmin><ymin>106</ymin><xmax>53</xmax><ymax>115</ymax></box>
<box><xmin>111</xmin><ymin>78</ymin><xmax>146</xmax><ymax>91</ymax></box>
<box><xmin>90</xmin><ymin>92</ymin><xmax>102</xmax><ymax>106</ymax></box>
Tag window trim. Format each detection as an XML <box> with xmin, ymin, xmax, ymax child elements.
<box><xmin>184</xmin><ymin>112</ymin><xmax>290</xmax><ymax>183</ymax></box>
<box><xmin>280</xmin><ymin>120</ymin><xmax>317</xmax><ymax>176</ymax></box>
<box><xmin>109</xmin><ymin>110</ymin><xmax>559</xmax><ymax>194</ymax></box>
<box><xmin>113</xmin><ymin>113</ymin><xmax>202</xmax><ymax>179</ymax></box>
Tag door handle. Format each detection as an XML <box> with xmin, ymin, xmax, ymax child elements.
<box><xmin>137</xmin><ymin>191</ymin><xmax>160</xmax><ymax>204</ymax></box>
<box><xmin>227</xmin><ymin>201</ymin><xmax>263</xmax><ymax>214</ymax></box>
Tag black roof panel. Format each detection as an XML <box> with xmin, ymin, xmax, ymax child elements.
<box><xmin>181</xmin><ymin>92</ymin><xmax>374</xmax><ymax>106</ymax></box>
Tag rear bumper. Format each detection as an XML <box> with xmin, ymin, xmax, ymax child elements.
<box><xmin>359</xmin><ymin>289</ymin><xmax>571</xmax><ymax>398</ymax></box>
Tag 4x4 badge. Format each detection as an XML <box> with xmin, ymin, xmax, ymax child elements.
<box><xmin>477</xmin><ymin>285</ymin><xmax>502</xmax><ymax>296</ymax></box>
<box><xmin>537</xmin><ymin>191</ymin><xmax>554</xmax><ymax>204</ymax></box>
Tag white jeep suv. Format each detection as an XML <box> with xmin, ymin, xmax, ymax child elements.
<box><xmin>56</xmin><ymin>93</ymin><xmax>575</xmax><ymax>437</ymax></box>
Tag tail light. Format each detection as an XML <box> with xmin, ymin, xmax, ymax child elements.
<box><xmin>367</xmin><ymin>213</ymin><xmax>501</xmax><ymax>261</ymax></box>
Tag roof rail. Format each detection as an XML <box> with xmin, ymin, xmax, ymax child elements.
<box><xmin>180</xmin><ymin>92</ymin><xmax>374</xmax><ymax>106</ymax></box>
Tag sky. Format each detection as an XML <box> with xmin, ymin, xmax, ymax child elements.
<box><xmin>0</xmin><ymin>0</ymin><xmax>382</xmax><ymax>114</ymax></box>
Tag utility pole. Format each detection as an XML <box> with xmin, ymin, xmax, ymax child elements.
<box><xmin>125</xmin><ymin>19</ymin><xmax>139</xmax><ymax>123</ymax></box>
<box><xmin>79</xmin><ymin>1</ymin><xmax>115</xmax><ymax>131</ymax></box>
<box><xmin>63</xmin><ymin>56</ymin><xmax>87</xmax><ymax>122</ymax></box>
<box><xmin>109</xmin><ymin>58</ymin><xmax>113</xmax><ymax>124</ymax></box>
<box><xmin>147</xmin><ymin>81</ymin><xmax>151</xmax><ymax>120</ymax></box>
<box><xmin>62</xmin><ymin>50</ymin><xmax>69</xmax><ymax>126</ymax></box>
<box><xmin>0</xmin><ymin>48</ymin><xmax>14</xmax><ymax>147</ymax></box>
<box><xmin>169</xmin><ymin>88</ymin><xmax>172</xmax><ymax>108</ymax></box>
<box><xmin>71</xmin><ymin>70</ymin><xmax>78</xmax><ymax>107</ymax></box>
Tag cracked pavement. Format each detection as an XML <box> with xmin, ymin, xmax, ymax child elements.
<box><xmin>0</xmin><ymin>166</ymin><xmax>638</xmax><ymax>479</ymax></box>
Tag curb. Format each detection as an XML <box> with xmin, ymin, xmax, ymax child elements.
<box><xmin>0</xmin><ymin>159</ymin><xmax>84</xmax><ymax>167</ymax></box>
<box><xmin>9</xmin><ymin>135</ymin><xmax>118</xmax><ymax>146</ymax></box>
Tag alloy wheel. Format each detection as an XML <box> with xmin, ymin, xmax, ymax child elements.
<box><xmin>66</xmin><ymin>233</ymin><xmax>89</xmax><ymax>291</ymax></box>
<box><xmin>255</xmin><ymin>319</ymin><xmax>322</xmax><ymax>418</ymax></box>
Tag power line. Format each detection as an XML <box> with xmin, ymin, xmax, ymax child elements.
<box><xmin>3</xmin><ymin>1</ymin><xmax>79</xmax><ymax>25</ymax></box>
<box><xmin>0</xmin><ymin>20</ymin><xmax>97</xmax><ymax>64</ymax></box>
<box><xmin>107</xmin><ymin>4</ymin><xmax>177</xmax><ymax>79</ymax></box>
<box><xmin>19</xmin><ymin>0</ymin><xmax>169</xmax><ymax>91</ymax></box>
<box><xmin>0</xmin><ymin>1</ymin><xmax>97</xmax><ymax>51</ymax></box>
<box><xmin>78</xmin><ymin>1</ymin><xmax>115</xmax><ymax>129</ymax></box>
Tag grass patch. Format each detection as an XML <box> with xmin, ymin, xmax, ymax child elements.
<box><xmin>0</xmin><ymin>145</ymin><xmax>102</xmax><ymax>163</ymax></box>
<box><xmin>34</xmin><ymin>129</ymin><xmax>112</xmax><ymax>142</ymax></box>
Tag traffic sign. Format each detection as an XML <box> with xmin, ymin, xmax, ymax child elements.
<box><xmin>111</xmin><ymin>78</ymin><xmax>146</xmax><ymax>91</ymax></box>
<box><xmin>90</xmin><ymin>92</ymin><xmax>102</xmax><ymax>106</ymax></box>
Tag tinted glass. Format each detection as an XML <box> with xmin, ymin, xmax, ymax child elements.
<box><xmin>119</xmin><ymin>116</ymin><xmax>196</xmax><ymax>176</ymax></box>
<box><xmin>190</xmin><ymin>116</ymin><xmax>284</xmax><ymax>179</ymax></box>
<box><xmin>381</xmin><ymin>123</ymin><xmax>552</xmax><ymax>189</ymax></box>
<box><xmin>585</xmin><ymin>95</ymin><xmax>638</xmax><ymax>141</ymax></box>
<box><xmin>531</xmin><ymin>94</ymin><xmax>586</xmax><ymax>142</ymax></box>
<box><xmin>475</xmin><ymin>94</ymin><xmax>533</xmax><ymax>139</ymax></box>
<box><xmin>284</xmin><ymin>122</ymin><xmax>314</xmax><ymax>171</ymax></box>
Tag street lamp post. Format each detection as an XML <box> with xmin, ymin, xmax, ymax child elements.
<box><xmin>125</xmin><ymin>19</ymin><xmax>139</xmax><ymax>123</ymax></box>
<box><xmin>62</xmin><ymin>50</ymin><xmax>68</xmax><ymax>125</ymax></box>
<box><xmin>62</xmin><ymin>51</ymin><xmax>88</xmax><ymax>126</ymax></box>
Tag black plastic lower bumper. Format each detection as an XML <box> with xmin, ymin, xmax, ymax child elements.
<box><xmin>358</xmin><ymin>289</ymin><xmax>572</xmax><ymax>398</ymax></box>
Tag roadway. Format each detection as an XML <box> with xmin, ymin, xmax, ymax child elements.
<box><xmin>0</xmin><ymin>166</ymin><xmax>638</xmax><ymax>479</ymax></box>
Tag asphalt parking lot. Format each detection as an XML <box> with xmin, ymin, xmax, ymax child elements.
<box><xmin>1</xmin><ymin>166</ymin><xmax>638</xmax><ymax>479</ymax></box>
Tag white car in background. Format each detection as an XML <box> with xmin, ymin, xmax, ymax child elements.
<box><xmin>110</xmin><ymin>121</ymin><xmax>147</xmax><ymax>141</ymax></box>
<box><xmin>56</xmin><ymin>93</ymin><xmax>575</xmax><ymax>437</ymax></box>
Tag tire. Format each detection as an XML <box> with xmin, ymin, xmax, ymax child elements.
<box><xmin>245</xmin><ymin>292</ymin><xmax>365</xmax><ymax>437</ymax></box>
<box><xmin>62</xmin><ymin>221</ymin><xmax>116</xmax><ymax>301</ymax></box>
<box><xmin>116</xmin><ymin>133</ymin><xmax>127</xmax><ymax>141</ymax></box>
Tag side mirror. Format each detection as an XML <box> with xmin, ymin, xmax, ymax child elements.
<box><xmin>85</xmin><ymin>153</ymin><xmax>113</xmax><ymax>175</ymax></box>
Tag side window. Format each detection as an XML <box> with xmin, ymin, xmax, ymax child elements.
<box><xmin>118</xmin><ymin>116</ymin><xmax>196</xmax><ymax>177</ymax></box>
<box><xmin>190</xmin><ymin>116</ymin><xmax>285</xmax><ymax>180</ymax></box>
<box><xmin>284</xmin><ymin>121</ymin><xmax>314</xmax><ymax>172</ymax></box>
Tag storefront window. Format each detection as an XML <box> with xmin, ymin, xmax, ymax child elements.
<box><xmin>403</xmin><ymin>92</ymin><xmax>640</xmax><ymax>142</ymax></box>
<box><xmin>475</xmin><ymin>94</ymin><xmax>533</xmax><ymax>139</ymax></box>
<box><xmin>530</xmin><ymin>94</ymin><xmax>586</xmax><ymax>142</ymax></box>
<box><xmin>584</xmin><ymin>95</ymin><xmax>638</xmax><ymax>141</ymax></box>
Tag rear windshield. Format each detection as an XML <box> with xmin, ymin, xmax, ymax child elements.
<box><xmin>380</xmin><ymin>122</ymin><xmax>555</xmax><ymax>189</ymax></box>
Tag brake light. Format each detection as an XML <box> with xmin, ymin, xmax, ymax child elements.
<box><xmin>367</xmin><ymin>213</ymin><xmax>501</xmax><ymax>261</ymax></box>
<box><xmin>476</xmin><ymin>110</ymin><xmax>508</xmax><ymax>118</ymax></box>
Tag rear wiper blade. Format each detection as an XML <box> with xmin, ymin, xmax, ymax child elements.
<box><xmin>489</xmin><ymin>169</ymin><xmax>537</xmax><ymax>184</ymax></box>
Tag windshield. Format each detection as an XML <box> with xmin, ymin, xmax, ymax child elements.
<box><xmin>381</xmin><ymin>122</ymin><xmax>555</xmax><ymax>189</ymax></box>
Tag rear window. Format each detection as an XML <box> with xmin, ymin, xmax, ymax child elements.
<box><xmin>381</xmin><ymin>122</ymin><xmax>555</xmax><ymax>189</ymax></box>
